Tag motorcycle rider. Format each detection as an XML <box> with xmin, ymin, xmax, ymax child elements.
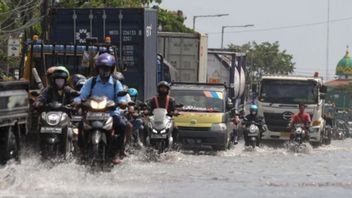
<box><xmin>147</xmin><ymin>81</ymin><xmax>176</xmax><ymax>115</ymax></box>
<box><xmin>33</xmin><ymin>66</ymin><xmax>77</xmax><ymax>108</ymax></box>
<box><xmin>231</xmin><ymin>110</ymin><xmax>241</xmax><ymax>145</ymax></box>
<box><xmin>288</xmin><ymin>103</ymin><xmax>311</xmax><ymax>141</ymax></box>
<box><xmin>145</xmin><ymin>81</ymin><xmax>178</xmax><ymax>143</ymax></box>
<box><xmin>242</xmin><ymin>104</ymin><xmax>265</xmax><ymax>146</ymax></box>
<box><xmin>73</xmin><ymin>53</ymin><xmax>128</xmax><ymax>165</ymax></box>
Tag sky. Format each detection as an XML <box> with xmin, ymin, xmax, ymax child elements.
<box><xmin>160</xmin><ymin>0</ymin><xmax>352</xmax><ymax>81</ymax></box>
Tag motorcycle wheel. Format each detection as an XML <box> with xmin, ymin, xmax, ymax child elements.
<box><xmin>251</xmin><ymin>140</ymin><xmax>256</xmax><ymax>149</ymax></box>
<box><xmin>91</xmin><ymin>143</ymin><xmax>106</xmax><ymax>165</ymax></box>
<box><xmin>156</xmin><ymin>141</ymin><xmax>164</xmax><ymax>154</ymax></box>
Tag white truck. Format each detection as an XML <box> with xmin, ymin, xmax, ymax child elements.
<box><xmin>256</xmin><ymin>75</ymin><xmax>328</xmax><ymax>146</ymax></box>
<box><xmin>157</xmin><ymin>32</ymin><xmax>208</xmax><ymax>83</ymax></box>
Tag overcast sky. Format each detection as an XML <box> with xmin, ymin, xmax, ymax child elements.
<box><xmin>160</xmin><ymin>0</ymin><xmax>352</xmax><ymax>81</ymax></box>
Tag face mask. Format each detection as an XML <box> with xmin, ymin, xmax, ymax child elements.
<box><xmin>99</xmin><ymin>68</ymin><xmax>111</xmax><ymax>78</ymax></box>
<box><xmin>55</xmin><ymin>78</ymin><xmax>65</xmax><ymax>88</ymax></box>
<box><xmin>251</xmin><ymin>111</ymin><xmax>256</xmax><ymax>115</ymax></box>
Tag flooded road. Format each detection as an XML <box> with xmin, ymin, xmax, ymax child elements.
<box><xmin>1</xmin><ymin>139</ymin><xmax>352</xmax><ymax>198</ymax></box>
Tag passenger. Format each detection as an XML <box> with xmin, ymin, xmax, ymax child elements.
<box><xmin>288</xmin><ymin>103</ymin><xmax>311</xmax><ymax>141</ymax></box>
<box><xmin>72</xmin><ymin>53</ymin><xmax>128</xmax><ymax>165</ymax></box>
<box><xmin>33</xmin><ymin>66</ymin><xmax>77</xmax><ymax>108</ymax></box>
<box><xmin>242</xmin><ymin>104</ymin><xmax>265</xmax><ymax>146</ymax></box>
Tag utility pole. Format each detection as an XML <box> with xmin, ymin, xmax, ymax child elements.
<box><xmin>221</xmin><ymin>24</ymin><xmax>254</xmax><ymax>49</ymax></box>
<box><xmin>325</xmin><ymin>0</ymin><xmax>330</xmax><ymax>81</ymax></box>
<box><xmin>41</xmin><ymin>0</ymin><xmax>49</xmax><ymax>40</ymax></box>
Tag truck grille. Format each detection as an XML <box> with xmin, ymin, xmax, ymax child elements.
<box><xmin>263</xmin><ymin>112</ymin><xmax>291</xmax><ymax>132</ymax></box>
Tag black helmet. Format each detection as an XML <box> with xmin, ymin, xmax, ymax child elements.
<box><xmin>157</xmin><ymin>81</ymin><xmax>170</xmax><ymax>90</ymax></box>
<box><xmin>71</xmin><ymin>74</ymin><xmax>87</xmax><ymax>91</ymax></box>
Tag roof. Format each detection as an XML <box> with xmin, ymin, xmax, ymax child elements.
<box><xmin>336</xmin><ymin>50</ymin><xmax>352</xmax><ymax>76</ymax></box>
<box><xmin>324</xmin><ymin>79</ymin><xmax>352</xmax><ymax>88</ymax></box>
<box><xmin>261</xmin><ymin>75</ymin><xmax>322</xmax><ymax>83</ymax></box>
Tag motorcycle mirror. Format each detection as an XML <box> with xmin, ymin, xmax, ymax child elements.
<box><xmin>71</xmin><ymin>91</ymin><xmax>80</xmax><ymax>97</ymax></box>
<box><xmin>30</xmin><ymin>90</ymin><xmax>40</xmax><ymax>97</ymax></box>
<box><xmin>175</xmin><ymin>103</ymin><xmax>184</xmax><ymax>108</ymax></box>
<box><xmin>117</xmin><ymin>91</ymin><xmax>128</xmax><ymax>97</ymax></box>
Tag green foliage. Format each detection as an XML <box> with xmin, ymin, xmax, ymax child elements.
<box><xmin>229</xmin><ymin>41</ymin><xmax>295</xmax><ymax>78</ymax></box>
<box><xmin>157</xmin><ymin>8</ymin><xmax>193</xmax><ymax>32</ymax></box>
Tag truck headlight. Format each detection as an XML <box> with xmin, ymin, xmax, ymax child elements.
<box><xmin>312</xmin><ymin>120</ymin><xmax>321</xmax><ymax>126</ymax></box>
<box><xmin>211</xmin><ymin>123</ymin><xmax>227</xmax><ymax>131</ymax></box>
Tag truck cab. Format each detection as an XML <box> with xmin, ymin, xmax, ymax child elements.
<box><xmin>170</xmin><ymin>83</ymin><xmax>233</xmax><ymax>151</ymax></box>
<box><xmin>257</xmin><ymin>75</ymin><xmax>328</xmax><ymax>146</ymax></box>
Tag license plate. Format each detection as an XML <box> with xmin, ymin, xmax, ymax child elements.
<box><xmin>151</xmin><ymin>133</ymin><xmax>167</xmax><ymax>139</ymax></box>
<box><xmin>86</xmin><ymin>113</ymin><xmax>110</xmax><ymax>120</ymax></box>
<box><xmin>40</xmin><ymin>127</ymin><xmax>62</xmax><ymax>134</ymax></box>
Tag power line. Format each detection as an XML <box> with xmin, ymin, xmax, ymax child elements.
<box><xmin>207</xmin><ymin>16</ymin><xmax>352</xmax><ymax>34</ymax></box>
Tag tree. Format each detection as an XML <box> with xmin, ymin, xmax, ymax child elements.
<box><xmin>228</xmin><ymin>41</ymin><xmax>295</xmax><ymax>81</ymax></box>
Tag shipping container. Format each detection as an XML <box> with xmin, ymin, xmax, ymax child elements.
<box><xmin>157</xmin><ymin>32</ymin><xmax>208</xmax><ymax>83</ymax></box>
<box><xmin>45</xmin><ymin>8</ymin><xmax>157</xmax><ymax>100</ymax></box>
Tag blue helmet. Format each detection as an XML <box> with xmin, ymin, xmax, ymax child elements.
<box><xmin>128</xmin><ymin>88</ymin><xmax>138</xmax><ymax>97</ymax></box>
<box><xmin>250</xmin><ymin>104</ymin><xmax>258</xmax><ymax>113</ymax></box>
<box><xmin>95</xmin><ymin>53</ymin><xmax>116</xmax><ymax>70</ymax></box>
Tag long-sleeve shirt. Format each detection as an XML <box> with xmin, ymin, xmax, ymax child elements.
<box><xmin>74</xmin><ymin>75</ymin><xmax>126</xmax><ymax>116</ymax></box>
<box><xmin>37</xmin><ymin>86</ymin><xmax>76</xmax><ymax>105</ymax></box>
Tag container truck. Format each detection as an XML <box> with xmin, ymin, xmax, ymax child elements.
<box><xmin>157</xmin><ymin>32</ymin><xmax>208</xmax><ymax>83</ymax></box>
<box><xmin>21</xmin><ymin>8</ymin><xmax>161</xmax><ymax>101</ymax></box>
<box><xmin>256</xmin><ymin>74</ymin><xmax>329</xmax><ymax>146</ymax></box>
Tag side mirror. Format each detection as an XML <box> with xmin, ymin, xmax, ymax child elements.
<box><xmin>320</xmin><ymin>93</ymin><xmax>326</xmax><ymax>100</ymax></box>
<box><xmin>117</xmin><ymin>91</ymin><xmax>128</xmax><ymax>97</ymax></box>
<box><xmin>320</xmin><ymin>85</ymin><xmax>328</xmax><ymax>93</ymax></box>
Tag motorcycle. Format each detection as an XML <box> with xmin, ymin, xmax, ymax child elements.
<box><xmin>245</xmin><ymin>121</ymin><xmax>264</xmax><ymax>149</ymax></box>
<box><xmin>145</xmin><ymin>108</ymin><xmax>174</xmax><ymax>153</ymax></box>
<box><xmin>81</xmin><ymin>96</ymin><xmax>116</xmax><ymax>166</ymax></box>
<box><xmin>289</xmin><ymin>124</ymin><xmax>310</xmax><ymax>153</ymax></box>
<box><xmin>39</xmin><ymin>102</ymin><xmax>74</xmax><ymax>159</ymax></box>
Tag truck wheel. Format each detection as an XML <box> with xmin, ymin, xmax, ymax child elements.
<box><xmin>4</xmin><ymin>126</ymin><xmax>19</xmax><ymax>161</ymax></box>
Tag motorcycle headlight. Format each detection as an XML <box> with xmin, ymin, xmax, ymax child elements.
<box><xmin>312</xmin><ymin>120</ymin><xmax>321</xmax><ymax>126</ymax></box>
<box><xmin>211</xmin><ymin>123</ymin><xmax>227</xmax><ymax>131</ymax></box>
<box><xmin>160</xmin><ymin>129</ymin><xmax>167</xmax><ymax>134</ymax></box>
<box><xmin>47</xmin><ymin>113</ymin><xmax>60</xmax><ymax>126</ymax></box>
<box><xmin>249</xmin><ymin>125</ymin><xmax>258</xmax><ymax>133</ymax></box>
<box><xmin>90</xmin><ymin>100</ymin><xmax>107</xmax><ymax>110</ymax></box>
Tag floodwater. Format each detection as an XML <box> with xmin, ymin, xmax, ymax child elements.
<box><xmin>1</xmin><ymin>139</ymin><xmax>352</xmax><ymax>198</ymax></box>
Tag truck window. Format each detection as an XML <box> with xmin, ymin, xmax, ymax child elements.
<box><xmin>259</xmin><ymin>80</ymin><xmax>318</xmax><ymax>104</ymax></box>
<box><xmin>171</xmin><ymin>89</ymin><xmax>225</xmax><ymax>112</ymax></box>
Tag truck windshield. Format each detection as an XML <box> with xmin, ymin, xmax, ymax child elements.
<box><xmin>171</xmin><ymin>89</ymin><xmax>225</xmax><ymax>112</ymax></box>
<box><xmin>259</xmin><ymin>80</ymin><xmax>318</xmax><ymax>104</ymax></box>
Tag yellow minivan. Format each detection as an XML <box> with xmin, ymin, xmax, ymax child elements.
<box><xmin>171</xmin><ymin>83</ymin><xmax>233</xmax><ymax>151</ymax></box>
